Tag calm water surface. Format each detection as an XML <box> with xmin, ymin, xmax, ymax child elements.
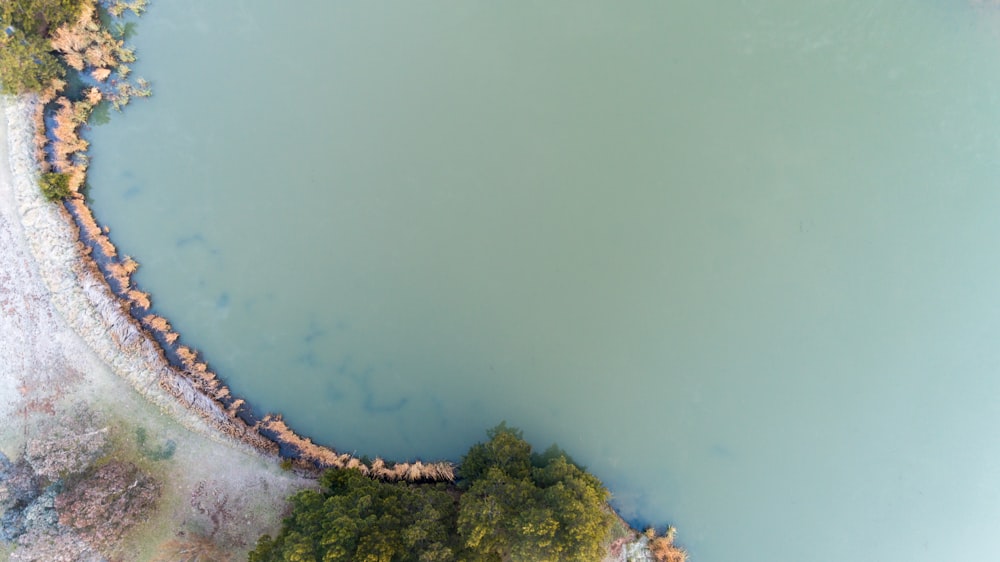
<box><xmin>87</xmin><ymin>2</ymin><xmax>1000</xmax><ymax>560</ymax></box>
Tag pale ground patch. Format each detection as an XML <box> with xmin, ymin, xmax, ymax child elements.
<box><xmin>0</xmin><ymin>94</ymin><xmax>311</xmax><ymax>560</ymax></box>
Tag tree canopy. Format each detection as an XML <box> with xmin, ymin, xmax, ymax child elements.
<box><xmin>250</xmin><ymin>468</ymin><xmax>460</xmax><ymax>562</ymax></box>
<box><xmin>249</xmin><ymin>424</ymin><xmax>615</xmax><ymax>562</ymax></box>
<box><xmin>0</xmin><ymin>31</ymin><xmax>64</xmax><ymax>94</ymax></box>
<box><xmin>0</xmin><ymin>0</ymin><xmax>87</xmax><ymax>37</ymax></box>
<box><xmin>0</xmin><ymin>0</ymin><xmax>88</xmax><ymax>94</ymax></box>
<box><xmin>457</xmin><ymin>424</ymin><xmax>613</xmax><ymax>562</ymax></box>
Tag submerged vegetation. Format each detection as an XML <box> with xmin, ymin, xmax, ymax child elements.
<box><xmin>249</xmin><ymin>424</ymin><xmax>684</xmax><ymax>562</ymax></box>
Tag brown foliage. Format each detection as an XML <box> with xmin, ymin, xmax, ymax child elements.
<box><xmin>155</xmin><ymin>374</ymin><xmax>280</xmax><ymax>456</ymax></box>
<box><xmin>66</xmin><ymin>199</ymin><xmax>118</xmax><ymax>258</ymax></box>
<box><xmin>259</xmin><ymin>415</ymin><xmax>456</xmax><ymax>482</ymax></box>
<box><xmin>91</xmin><ymin>66</ymin><xmax>111</xmax><ymax>82</ymax></box>
<box><xmin>143</xmin><ymin>314</ymin><xmax>171</xmax><ymax>333</ymax></box>
<box><xmin>84</xmin><ymin>86</ymin><xmax>102</xmax><ymax>105</ymax></box>
<box><xmin>50</xmin><ymin>1</ymin><xmax>125</xmax><ymax>72</ymax></box>
<box><xmin>55</xmin><ymin>461</ymin><xmax>161</xmax><ymax>551</ymax></box>
<box><xmin>50</xmin><ymin>96</ymin><xmax>91</xmax><ymax>192</ymax></box>
<box><xmin>31</xmin><ymin>79</ymin><xmax>66</xmax><ymax>170</ymax></box>
<box><xmin>127</xmin><ymin>289</ymin><xmax>150</xmax><ymax>309</ymax></box>
<box><xmin>648</xmin><ymin>527</ymin><xmax>687</xmax><ymax>562</ymax></box>
<box><xmin>152</xmin><ymin>533</ymin><xmax>235</xmax><ymax>562</ymax></box>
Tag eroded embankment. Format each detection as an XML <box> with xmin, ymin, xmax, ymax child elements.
<box><xmin>5</xmin><ymin>93</ymin><xmax>455</xmax><ymax>482</ymax></box>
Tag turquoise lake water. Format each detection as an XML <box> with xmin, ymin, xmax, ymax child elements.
<box><xmin>86</xmin><ymin>2</ymin><xmax>1000</xmax><ymax>560</ymax></box>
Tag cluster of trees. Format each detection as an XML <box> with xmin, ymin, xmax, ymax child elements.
<box><xmin>0</xmin><ymin>0</ymin><xmax>86</xmax><ymax>93</ymax></box>
<box><xmin>0</xmin><ymin>0</ymin><xmax>148</xmax><ymax>95</ymax></box>
<box><xmin>249</xmin><ymin>424</ymin><xmax>616</xmax><ymax>562</ymax></box>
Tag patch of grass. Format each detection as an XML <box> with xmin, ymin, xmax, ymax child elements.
<box><xmin>136</xmin><ymin>427</ymin><xmax>176</xmax><ymax>461</ymax></box>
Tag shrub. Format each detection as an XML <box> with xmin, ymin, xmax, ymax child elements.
<box><xmin>55</xmin><ymin>461</ymin><xmax>160</xmax><ymax>551</ymax></box>
<box><xmin>39</xmin><ymin>172</ymin><xmax>72</xmax><ymax>201</ymax></box>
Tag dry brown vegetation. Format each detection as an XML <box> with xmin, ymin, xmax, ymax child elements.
<box><xmin>259</xmin><ymin>415</ymin><xmax>456</xmax><ymax>482</ymax></box>
<box><xmin>151</xmin><ymin>533</ymin><xmax>236</xmax><ymax>562</ymax></box>
<box><xmin>56</xmin><ymin>460</ymin><xmax>161</xmax><ymax>552</ymax></box>
<box><xmin>50</xmin><ymin>1</ymin><xmax>133</xmax><ymax>76</ymax></box>
<box><xmin>50</xmin><ymin>95</ymin><xmax>92</xmax><ymax>192</ymax></box>
<box><xmin>30</xmin><ymin>0</ymin><xmax>151</xmax><ymax>198</ymax></box>
<box><xmin>647</xmin><ymin>527</ymin><xmax>687</xmax><ymax>562</ymax></box>
<box><xmin>66</xmin><ymin>199</ymin><xmax>118</xmax><ymax>258</ymax></box>
<box><xmin>31</xmin><ymin>79</ymin><xmax>65</xmax><ymax>168</ymax></box>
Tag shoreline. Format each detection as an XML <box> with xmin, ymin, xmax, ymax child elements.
<box><xmin>3</xmin><ymin>92</ymin><xmax>456</xmax><ymax>481</ymax></box>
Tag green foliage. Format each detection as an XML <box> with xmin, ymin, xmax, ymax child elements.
<box><xmin>0</xmin><ymin>31</ymin><xmax>64</xmax><ymax>94</ymax></box>
<box><xmin>459</xmin><ymin>421</ymin><xmax>532</xmax><ymax>485</ymax></box>
<box><xmin>110</xmin><ymin>20</ymin><xmax>136</xmax><ymax>40</ymax></box>
<box><xmin>89</xmin><ymin>101</ymin><xmax>111</xmax><ymax>125</ymax></box>
<box><xmin>249</xmin><ymin>468</ymin><xmax>459</xmax><ymax>562</ymax></box>
<box><xmin>252</xmin><ymin>424</ymin><xmax>616</xmax><ymax>562</ymax></box>
<box><xmin>39</xmin><ymin>172</ymin><xmax>71</xmax><ymax>201</ymax></box>
<box><xmin>0</xmin><ymin>0</ymin><xmax>87</xmax><ymax>37</ymax></box>
<box><xmin>458</xmin><ymin>426</ymin><xmax>614</xmax><ymax>562</ymax></box>
<box><xmin>279</xmin><ymin>458</ymin><xmax>294</xmax><ymax>471</ymax></box>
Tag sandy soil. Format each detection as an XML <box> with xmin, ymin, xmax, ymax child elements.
<box><xmin>1</xmin><ymin>94</ymin><xmax>309</xmax><ymax>560</ymax></box>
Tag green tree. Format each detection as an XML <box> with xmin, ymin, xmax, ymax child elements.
<box><xmin>252</xmin><ymin>425</ymin><xmax>616</xmax><ymax>562</ymax></box>
<box><xmin>0</xmin><ymin>32</ymin><xmax>64</xmax><ymax>94</ymax></box>
<box><xmin>0</xmin><ymin>0</ymin><xmax>86</xmax><ymax>37</ymax></box>
<box><xmin>457</xmin><ymin>425</ymin><xmax>614</xmax><ymax>562</ymax></box>
<box><xmin>458</xmin><ymin>422</ymin><xmax>532</xmax><ymax>485</ymax></box>
<box><xmin>39</xmin><ymin>172</ymin><xmax>72</xmax><ymax>201</ymax></box>
<box><xmin>249</xmin><ymin>468</ymin><xmax>459</xmax><ymax>562</ymax></box>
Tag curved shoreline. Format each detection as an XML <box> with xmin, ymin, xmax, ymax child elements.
<box><xmin>3</xmin><ymin>93</ymin><xmax>455</xmax><ymax>482</ymax></box>
<box><xmin>3</xmin><ymin>92</ymin><xmax>680</xmax><ymax>560</ymax></box>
